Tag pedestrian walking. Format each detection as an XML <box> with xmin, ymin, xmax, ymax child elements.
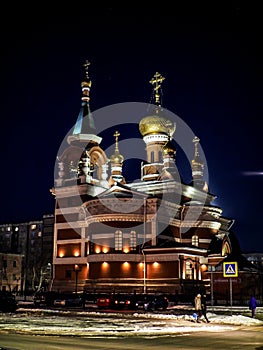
<box><xmin>201</xmin><ymin>294</ymin><xmax>210</xmax><ymax>323</ymax></box>
<box><xmin>249</xmin><ymin>296</ymin><xmax>257</xmax><ymax>318</ymax></box>
<box><xmin>194</xmin><ymin>293</ymin><xmax>202</xmax><ymax>322</ymax></box>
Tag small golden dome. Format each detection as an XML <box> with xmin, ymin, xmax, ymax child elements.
<box><xmin>139</xmin><ymin>113</ymin><xmax>176</xmax><ymax>137</ymax></box>
<box><xmin>163</xmin><ymin>139</ymin><xmax>176</xmax><ymax>155</ymax></box>
<box><xmin>191</xmin><ymin>157</ymin><xmax>204</xmax><ymax>167</ymax></box>
<box><xmin>110</xmin><ymin>151</ymin><xmax>124</xmax><ymax>164</ymax></box>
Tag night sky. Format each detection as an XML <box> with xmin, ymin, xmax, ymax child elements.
<box><xmin>0</xmin><ymin>4</ymin><xmax>262</xmax><ymax>252</ymax></box>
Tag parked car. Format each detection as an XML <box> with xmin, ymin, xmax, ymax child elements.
<box><xmin>96</xmin><ymin>294</ymin><xmax>136</xmax><ymax>310</ymax></box>
<box><xmin>33</xmin><ymin>291</ymin><xmax>58</xmax><ymax>307</ymax></box>
<box><xmin>135</xmin><ymin>294</ymin><xmax>169</xmax><ymax>311</ymax></box>
<box><xmin>53</xmin><ymin>292</ymin><xmax>83</xmax><ymax>307</ymax></box>
<box><xmin>111</xmin><ymin>294</ymin><xmax>136</xmax><ymax>310</ymax></box>
<box><xmin>96</xmin><ymin>294</ymin><xmax>113</xmax><ymax>309</ymax></box>
<box><xmin>0</xmin><ymin>291</ymin><xmax>18</xmax><ymax>312</ymax></box>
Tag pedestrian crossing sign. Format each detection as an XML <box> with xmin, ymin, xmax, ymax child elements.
<box><xmin>223</xmin><ymin>261</ymin><xmax>238</xmax><ymax>277</ymax></box>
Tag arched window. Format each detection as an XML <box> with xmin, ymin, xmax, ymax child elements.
<box><xmin>158</xmin><ymin>151</ymin><xmax>162</xmax><ymax>162</ymax></box>
<box><xmin>115</xmin><ymin>230</ymin><xmax>123</xmax><ymax>251</ymax></box>
<box><xmin>222</xmin><ymin>241</ymin><xmax>231</xmax><ymax>256</ymax></box>
<box><xmin>130</xmin><ymin>231</ymin><xmax>137</xmax><ymax>251</ymax></box>
<box><xmin>151</xmin><ymin>151</ymin><xmax>154</xmax><ymax>163</ymax></box>
<box><xmin>185</xmin><ymin>261</ymin><xmax>193</xmax><ymax>279</ymax></box>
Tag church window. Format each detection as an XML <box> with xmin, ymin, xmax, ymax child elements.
<box><xmin>130</xmin><ymin>231</ymin><xmax>137</xmax><ymax>251</ymax></box>
<box><xmin>115</xmin><ymin>230</ymin><xmax>123</xmax><ymax>251</ymax></box>
<box><xmin>185</xmin><ymin>261</ymin><xmax>193</xmax><ymax>279</ymax></box>
<box><xmin>151</xmin><ymin>151</ymin><xmax>154</xmax><ymax>163</ymax></box>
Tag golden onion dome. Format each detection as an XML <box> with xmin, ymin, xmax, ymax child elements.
<box><xmin>191</xmin><ymin>157</ymin><xmax>204</xmax><ymax>167</ymax></box>
<box><xmin>110</xmin><ymin>151</ymin><xmax>124</xmax><ymax>164</ymax></box>
<box><xmin>139</xmin><ymin>113</ymin><xmax>176</xmax><ymax>137</ymax></box>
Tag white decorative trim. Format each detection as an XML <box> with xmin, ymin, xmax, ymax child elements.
<box><xmin>143</xmin><ymin>134</ymin><xmax>168</xmax><ymax>143</ymax></box>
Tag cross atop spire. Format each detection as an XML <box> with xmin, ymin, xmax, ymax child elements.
<box><xmin>114</xmin><ymin>130</ymin><xmax>120</xmax><ymax>152</ymax></box>
<box><xmin>193</xmin><ymin>136</ymin><xmax>200</xmax><ymax>158</ymax></box>
<box><xmin>83</xmin><ymin>60</ymin><xmax>91</xmax><ymax>80</ymax></box>
<box><xmin>149</xmin><ymin>72</ymin><xmax>165</xmax><ymax>106</ymax></box>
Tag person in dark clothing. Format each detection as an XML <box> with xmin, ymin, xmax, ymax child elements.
<box><xmin>249</xmin><ymin>296</ymin><xmax>257</xmax><ymax>318</ymax></box>
<box><xmin>201</xmin><ymin>294</ymin><xmax>210</xmax><ymax>323</ymax></box>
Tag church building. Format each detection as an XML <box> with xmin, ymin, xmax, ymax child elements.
<box><xmin>50</xmin><ymin>61</ymin><xmax>237</xmax><ymax>299</ymax></box>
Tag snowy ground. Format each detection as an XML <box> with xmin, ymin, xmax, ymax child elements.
<box><xmin>0</xmin><ymin>303</ymin><xmax>262</xmax><ymax>337</ymax></box>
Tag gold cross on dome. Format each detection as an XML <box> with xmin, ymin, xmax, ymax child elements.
<box><xmin>113</xmin><ymin>131</ymin><xmax>120</xmax><ymax>151</ymax></box>
<box><xmin>149</xmin><ymin>72</ymin><xmax>165</xmax><ymax>105</ymax></box>
<box><xmin>83</xmin><ymin>60</ymin><xmax>91</xmax><ymax>79</ymax></box>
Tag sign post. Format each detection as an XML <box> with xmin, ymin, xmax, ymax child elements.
<box><xmin>208</xmin><ymin>265</ymin><xmax>215</xmax><ymax>311</ymax></box>
<box><xmin>223</xmin><ymin>262</ymin><xmax>238</xmax><ymax>315</ymax></box>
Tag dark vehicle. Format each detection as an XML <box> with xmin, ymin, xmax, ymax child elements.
<box><xmin>96</xmin><ymin>294</ymin><xmax>112</xmax><ymax>309</ymax></box>
<box><xmin>33</xmin><ymin>291</ymin><xmax>58</xmax><ymax>307</ymax></box>
<box><xmin>96</xmin><ymin>294</ymin><xmax>136</xmax><ymax>310</ymax></box>
<box><xmin>53</xmin><ymin>292</ymin><xmax>83</xmax><ymax>307</ymax></box>
<box><xmin>135</xmin><ymin>294</ymin><xmax>169</xmax><ymax>311</ymax></box>
<box><xmin>0</xmin><ymin>291</ymin><xmax>18</xmax><ymax>312</ymax></box>
<box><xmin>111</xmin><ymin>294</ymin><xmax>136</xmax><ymax>310</ymax></box>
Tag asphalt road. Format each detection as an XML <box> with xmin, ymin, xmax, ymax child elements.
<box><xmin>1</xmin><ymin>328</ymin><xmax>263</xmax><ymax>350</ymax></box>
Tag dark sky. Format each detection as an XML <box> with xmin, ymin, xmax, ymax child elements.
<box><xmin>0</xmin><ymin>4</ymin><xmax>262</xmax><ymax>253</ymax></box>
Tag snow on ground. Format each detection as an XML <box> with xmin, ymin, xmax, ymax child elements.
<box><xmin>2</xmin><ymin>303</ymin><xmax>260</xmax><ymax>337</ymax></box>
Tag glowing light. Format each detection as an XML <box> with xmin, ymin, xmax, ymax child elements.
<box><xmin>123</xmin><ymin>262</ymin><xmax>130</xmax><ymax>268</ymax></box>
<box><xmin>153</xmin><ymin>262</ymin><xmax>159</xmax><ymax>267</ymax></box>
<box><xmin>74</xmin><ymin>250</ymin><xmax>80</xmax><ymax>257</ymax></box>
<box><xmin>139</xmin><ymin>262</ymin><xmax>144</xmax><ymax>268</ymax></box>
<box><xmin>95</xmin><ymin>247</ymin><xmax>101</xmax><ymax>254</ymax></box>
<box><xmin>201</xmin><ymin>264</ymin><xmax>207</xmax><ymax>271</ymax></box>
<box><xmin>74</xmin><ymin>264</ymin><xmax>80</xmax><ymax>271</ymax></box>
<box><xmin>123</xmin><ymin>247</ymin><xmax>130</xmax><ymax>253</ymax></box>
<box><xmin>59</xmin><ymin>251</ymin><xmax>64</xmax><ymax>258</ymax></box>
<box><xmin>102</xmin><ymin>262</ymin><xmax>109</xmax><ymax>268</ymax></box>
<box><xmin>102</xmin><ymin>247</ymin><xmax>109</xmax><ymax>253</ymax></box>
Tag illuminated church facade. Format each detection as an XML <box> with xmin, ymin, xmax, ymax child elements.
<box><xmin>51</xmin><ymin>62</ymin><xmax>236</xmax><ymax>298</ymax></box>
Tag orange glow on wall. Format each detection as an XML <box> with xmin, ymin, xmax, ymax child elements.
<box><xmin>58</xmin><ymin>251</ymin><xmax>64</xmax><ymax>258</ymax></box>
<box><xmin>139</xmin><ymin>262</ymin><xmax>144</xmax><ymax>268</ymax></box>
<box><xmin>122</xmin><ymin>262</ymin><xmax>130</xmax><ymax>269</ymax></box>
<box><xmin>123</xmin><ymin>247</ymin><xmax>130</xmax><ymax>253</ymax></box>
<box><xmin>95</xmin><ymin>247</ymin><xmax>101</xmax><ymax>253</ymax></box>
<box><xmin>74</xmin><ymin>250</ymin><xmax>80</xmax><ymax>257</ymax></box>
<box><xmin>102</xmin><ymin>247</ymin><xmax>109</xmax><ymax>253</ymax></box>
<box><xmin>102</xmin><ymin>262</ymin><xmax>109</xmax><ymax>268</ymax></box>
<box><xmin>153</xmin><ymin>262</ymin><xmax>159</xmax><ymax>268</ymax></box>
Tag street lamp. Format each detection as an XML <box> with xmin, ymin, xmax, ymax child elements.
<box><xmin>74</xmin><ymin>265</ymin><xmax>81</xmax><ymax>293</ymax></box>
